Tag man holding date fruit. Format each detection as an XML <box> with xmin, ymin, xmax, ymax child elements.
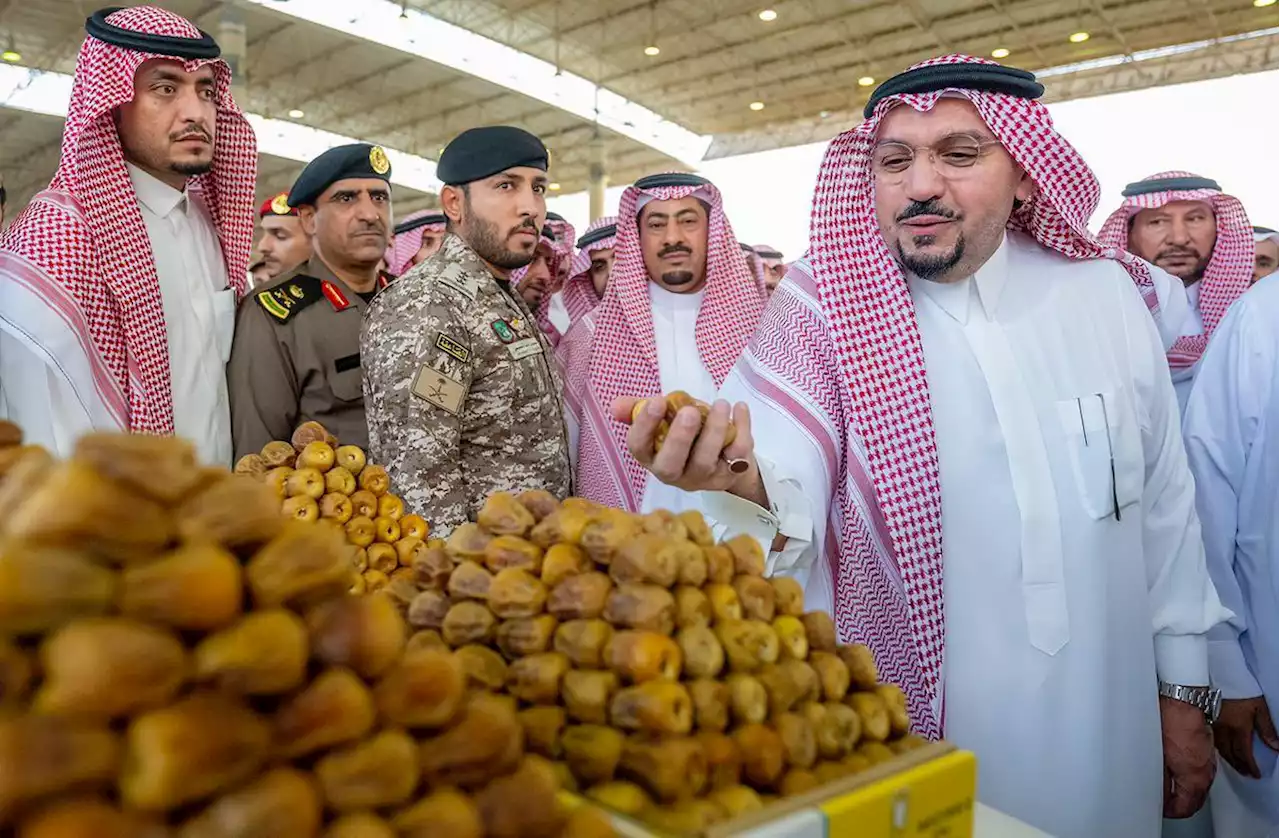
<box><xmin>617</xmin><ymin>56</ymin><xmax>1229</xmax><ymax>838</ymax></box>
<box><xmin>556</xmin><ymin>172</ymin><xmax>767</xmax><ymax>516</ymax></box>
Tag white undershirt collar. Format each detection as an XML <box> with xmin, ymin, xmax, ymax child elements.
<box><xmin>127</xmin><ymin>162</ymin><xmax>188</xmax><ymax>218</ymax></box>
<box><xmin>908</xmin><ymin>233</ymin><xmax>1010</xmax><ymax>325</ymax></box>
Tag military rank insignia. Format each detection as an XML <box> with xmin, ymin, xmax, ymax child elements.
<box><xmin>320</xmin><ymin>280</ymin><xmax>351</xmax><ymax>312</ymax></box>
<box><xmin>254</xmin><ymin>277</ymin><xmax>324</xmax><ymax>323</ymax></box>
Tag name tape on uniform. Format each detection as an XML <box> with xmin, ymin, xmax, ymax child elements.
<box><xmin>506</xmin><ymin>337</ymin><xmax>544</xmax><ymax>361</ymax></box>
<box><xmin>435</xmin><ymin>332</ymin><xmax>471</xmax><ymax>363</ymax></box>
<box><xmin>411</xmin><ymin>365</ymin><xmax>468</xmax><ymax>415</ymax></box>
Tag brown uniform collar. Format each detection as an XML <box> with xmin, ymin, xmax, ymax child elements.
<box><xmin>302</xmin><ymin>255</ymin><xmax>379</xmax><ymax>312</ymax></box>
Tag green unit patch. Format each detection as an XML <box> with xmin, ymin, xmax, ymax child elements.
<box><xmin>490</xmin><ymin>319</ymin><xmax>515</xmax><ymax>344</ymax></box>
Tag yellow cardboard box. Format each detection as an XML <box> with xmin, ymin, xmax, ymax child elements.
<box><xmin>573</xmin><ymin>741</ymin><xmax>977</xmax><ymax>838</ymax></box>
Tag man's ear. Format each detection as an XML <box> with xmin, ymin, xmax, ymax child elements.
<box><xmin>298</xmin><ymin>206</ymin><xmax>318</xmax><ymax>237</ymax></box>
<box><xmin>440</xmin><ymin>184</ymin><xmax>465</xmax><ymax>226</ymax></box>
<box><xmin>1014</xmin><ymin>169</ymin><xmax>1036</xmax><ymax>204</ymax></box>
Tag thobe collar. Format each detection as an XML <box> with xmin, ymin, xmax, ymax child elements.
<box><xmin>908</xmin><ymin>233</ymin><xmax>1011</xmax><ymax>325</ymax></box>
<box><xmin>127</xmin><ymin>163</ymin><xmax>189</xmax><ymax>218</ymax></box>
<box><xmin>648</xmin><ymin>282</ymin><xmax>706</xmax><ymax>312</ymax></box>
<box><xmin>1186</xmin><ymin>278</ymin><xmax>1202</xmax><ymax>312</ymax></box>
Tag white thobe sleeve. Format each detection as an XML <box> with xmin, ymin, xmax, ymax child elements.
<box><xmin>0</xmin><ymin>330</ymin><xmax>95</xmax><ymax>457</ymax></box>
<box><xmin>696</xmin><ymin>364</ymin><xmax>833</xmax><ymax>597</ymax></box>
<box><xmin>1125</xmin><ymin>275</ymin><xmax>1230</xmax><ymax>686</ymax></box>
<box><xmin>1183</xmin><ymin>291</ymin><xmax>1269</xmax><ymax>699</ymax></box>
<box><xmin>702</xmin><ymin>458</ymin><xmax>817</xmax><ymax>578</ymax></box>
<box><xmin>1148</xmin><ymin>263</ymin><xmax>1191</xmax><ymax>352</ymax></box>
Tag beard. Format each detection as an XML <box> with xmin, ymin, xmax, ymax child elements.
<box><xmin>1155</xmin><ymin>249</ymin><xmax>1211</xmax><ymax>285</ymax></box>
<box><xmin>171</xmin><ymin>158</ymin><xmax>213</xmax><ymax>176</ymax></box>
<box><xmin>898</xmin><ymin>233</ymin><xmax>966</xmax><ymax>281</ymax></box>
<box><xmin>464</xmin><ymin>213</ymin><xmax>535</xmax><ymax>271</ymax></box>
<box><xmin>660</xmin><ymin>270</ymin><xmax>696</xmax><ymax>287</ymax></box>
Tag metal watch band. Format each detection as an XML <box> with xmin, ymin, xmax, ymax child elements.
<box><xmin>1159</xmin><ymin>682</ymin><xmax>1222</xmax><ymax>724</ymax></box>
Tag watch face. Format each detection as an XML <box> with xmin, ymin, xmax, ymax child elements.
<box><xmin>1208</xmin><ymin>690</ymin><xmax>1223</xmax><ymax>723</ymax></box>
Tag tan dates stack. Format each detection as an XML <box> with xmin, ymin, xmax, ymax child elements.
<box><xmin>0</xmin><ymin>421</ymin><xmax>614</xmax><ymax>838</ymax></box>
<box><xmin>233</xmin><ymin>422</ymin><xmax>430</xmax><ymax>598</ymax></box>
<box><xmin>406</xmin><ymin>490</ymin><xmax>928</xmax><ymax>835</ymax></box>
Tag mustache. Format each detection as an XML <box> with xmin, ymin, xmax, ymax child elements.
<box><xmin>171</xmin><ymin>125</ymin><xmax>212</xmax><ymax>143</ymax></box>
<box><xmin>510</xmin><ymin>219</ymin><xmax>538</xmax><ymax>236</ymax></box>
<box><xmin>897</xmin><ymin>200</ymin><xmax>958</xmax><ymax>223</ymax></box>
<box><xmin>1156</xmin><ymin>246</ymin><xmax>1201</xmax><ymax>260</ymax></box>
<box><xmin>658</xmin><ymin>244</ymin><xmax>692</xmax><ymax>258</ymax></box>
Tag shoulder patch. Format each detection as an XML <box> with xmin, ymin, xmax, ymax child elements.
<box><xmin>254</xmin><ymin>275</ymin><xmax>324</xmax><ymax>323</ymax></box>
<box><xmin>433</xmin><ymin>262</ymin><xmax>480</xmax><ymax>302</ymax></box>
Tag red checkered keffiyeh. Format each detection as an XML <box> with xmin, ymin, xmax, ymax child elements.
<box><xmin>546</xmin><ymin>215</ymin><xmax>577</xmax><ymax>269</ymax></box>
<box><xmin>385</xmin><ymin>209</ymin><xmax>447</xmax><ymax>276</ymax></box>
<box><xmin>557</xmin><ymin>175</ymin><xmax>767</xmax><ymax>511</ymax></box>
<box><xmin>562</xmin><ymin>215</ymin><xmax>617</xmax><ymax>326</ymax></box>
<box><xmin>0</xmin><ymin>5</ymin><xmax>256</xmax><ymax>434</ymax></box>
<box><xmin>734</xmin><ymin>54</ymin><xmax>1154</xmax><ymax>738</ymax></box>
<box><xmin>1097</xmin><ymin>172</ymin><xmax>1253</xmax><ymax>370</ymax></box>
<box><xmin>512</xmin><ymin>229</ymin><xmax>565</xmax><ymax>339</ymax></box>
<box><xmin>536</xmin><ymin>215</ymin><xmax>578</xmax><ymax>340</ymax></box>
<box><xmin>741</xmin><ymin>243</ymin><xmax>767</xmax><ymax>293</ymax></box>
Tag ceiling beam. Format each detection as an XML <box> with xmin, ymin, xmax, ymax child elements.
<box><xmin>704</xmin><ymin>31</ymin><xmax>1278</xmax><ymax>158</ymax></box>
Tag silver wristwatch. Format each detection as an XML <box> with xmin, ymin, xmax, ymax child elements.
<box><xmin>1159</xmin><ymin>682</ymin><xmax>1222</xmax><ymax>723</ymax></box>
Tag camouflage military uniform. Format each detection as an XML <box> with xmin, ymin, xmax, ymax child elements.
<box><xmin>361</xmin><ymin>233</ymin><xmax>571</xmax><ymax>535</ymax></box>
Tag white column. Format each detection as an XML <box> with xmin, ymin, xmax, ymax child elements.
<box><xmin>218</xmin><ymin>2</ymin><xmax>247</xmax><ymax>106</ymax></box>
<box><xmin>588</xmin><ymin>135</ymin><xmax>608</xmax><ymax>222</ymax></box>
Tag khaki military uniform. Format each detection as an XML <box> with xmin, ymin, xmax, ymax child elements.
<box><xmin>228</xmin><ymin>256</ymin><xmax>389</xmax><ymax>460</ymax></box>
<box><xmin>361</xmin><ymin>233</ymin><xmax>571</xmax><ymax>535</ymax></box>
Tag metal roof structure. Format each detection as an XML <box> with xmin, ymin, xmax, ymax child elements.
<box><xmin>0</xmin><ymin>0</ymin><xmax>1274</xmax><ymax>217</ymax></box>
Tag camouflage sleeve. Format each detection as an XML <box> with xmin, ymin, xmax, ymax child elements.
<box><xmin>362</xmin><ymin>293</ymin><xmax>472</xmax><ymax>537</ymax></box>
<box><xmin>227</xmin><ymin>299</ymin><xmax>300</xmax><ymax>461</ymax></box>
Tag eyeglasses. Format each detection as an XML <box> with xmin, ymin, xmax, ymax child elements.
<box><xmin>1075</xmin><ymin>393</ymin><xmax>1122</xmax><ymax>522</ymax></box>
<box><xmin>871</xmin><ymin>137</ymin><xmax>1004</xmax><ymax>182</ymax></box>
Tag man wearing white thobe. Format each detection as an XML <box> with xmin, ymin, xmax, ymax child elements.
<box><xmin>618</xmin><ymin>58</ymin><xmax>1230</xmax><ymax>838</ymax></box>
<box><xmin>1184</xmin><ymin>271</ymin><xmax>1280</xmax><ymax>838</ymax></box>
<box><xmin>1253</xmin><ymin>227</ymin><xmax>1278</xmax><ymax>284</ymax></box>
<box><xmin>1098</xmin><ymin>173</ymin><xmax>1255</xmax><ymax>415</ymax></box>
<box><xmin>0</xmin><ymin>8</ymin><xmax>254</xmax><ymax>464</ymax></box>
<box><xmin>0</xmin><ymin>165</ymin><xmax>237</xmax><ymax>469</ymax></box>
<box><xmin>557</xmin><ymin>172</ymin><xmax>766</xmax><ymax>515</ymax></box>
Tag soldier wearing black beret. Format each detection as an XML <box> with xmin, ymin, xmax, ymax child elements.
<box><xmin>362</xmin><ymin>125</ymin><xmax>571</xmax><ymax>535</ymax></box>
<box><xmin>228</xmin><ymin>142</ymin><xmax>395</xmax><ymax>458</ymax></box>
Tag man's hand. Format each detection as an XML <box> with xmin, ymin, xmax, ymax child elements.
<box><xmin>611</xmin><ymin>395</ymin><xmax>764</xmax><ymax>503</ymax></box>
<box><xmin>1161</xmin><ymin>695</ymin><xmax>1217</xmax><ymax>818</ymax></box>
<box><xmin>1214</xmin><ymin>697</ymin><xmax>1279</xmax><ymax>779</ymax></box>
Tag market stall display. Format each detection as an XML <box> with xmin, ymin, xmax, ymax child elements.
<box><xmin>234</xmin><ymin>422</ymin><xmax>426</xmax><ymax>597</ymax></box>
<box><xmin>400</xmin><ymin>488</ymin><xmax>930</xmax><ymax>835</ymax></box>
<box><xmin>0</xmin><ymin>422</ymin><xmax>614</xmax><ymax>838</ymax></box>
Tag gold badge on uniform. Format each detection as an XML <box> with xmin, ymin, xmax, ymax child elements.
<box><xmin>270</xmin><ymin>192</ymin><xmax>291</xmax><ymax>214</ymax></box>
<box><xmin>288</xmin><ymin>284</ymin><xmax>305</xmax><ymax>299</ymax></box>
<box><xmin>369</xmin><ymin>145</ymin><xmax>391</xmax><ymax>175</ymax></box>
<box><xmin>435</xmin><ymin>332</ymin><xmax>470</xmax><ymax>363</ymax></box>
<box><xmin>412</xmin><ymin>365</ymin><xmax>467</xmax><ymax>415</ymax></box>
